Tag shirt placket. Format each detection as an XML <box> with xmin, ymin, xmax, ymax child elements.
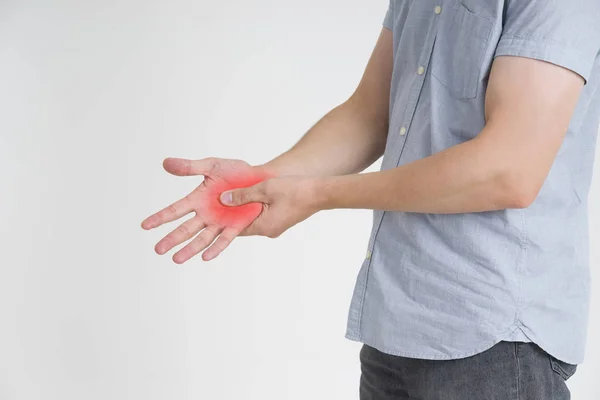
<box><xmin>365</xmin><ymin>6</ymin><xmax>442</xmax><ymax>261</ymax></box>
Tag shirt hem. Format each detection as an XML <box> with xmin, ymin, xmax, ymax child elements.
<box><xmin>344</xmin><ymin>324</ymin><xmax>528</xmax><ymax>361</ymax></box>
<box><xmin>517</xmin><ymin>324</ymin><xmax>583</xmax><ymax>365</ymax></box>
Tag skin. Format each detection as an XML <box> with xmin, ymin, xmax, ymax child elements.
<box><xmin>142</xmin><ymin>27</ymin><xmax>585</xmax><ymax>263</ymax></box>
<box><xmin>141</xmin><ymin>158</ymin><xmax>273</xmax><ymax>263</ymax></box>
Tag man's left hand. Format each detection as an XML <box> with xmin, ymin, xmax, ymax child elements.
<box><xmin>220</xmin><ymin>175</ymin><xmax>322</xmax><ymax>239</ymax></box>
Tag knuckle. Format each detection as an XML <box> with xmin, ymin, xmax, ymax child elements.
<box><xmin>193</xmin><ymin>235</ymin><xmax>209</xmax><ymax>250</ymax></box>
<box><xmin>235</xmin><ymin>191</ymin><xmax>245</xmax><ymax>204</ymax></box>
<box><xmin>208</xmin><ymin>158</ymin><xmax>220</xmax><ymax>173</ymax></box>
<box><xmin>237</xmin><ymin>190</ymin><xmax>251</xmax><ymax>204</ymax></box>
<box><xmin>219</xmin><ymin>236</ymin><xmax>231</xmax><ymax>248</ymax></box>
<box><xmin>203</xmin><ymin>157</ymin><xmax>217</xmax><ymax>167</ymax></box>
<box><xmin>176</xmin><ymin>224</ymin><xmax>190</xmax><ymax>236</ymax></box>
<box><xmin>167</xmin><ymin>204</ymin><xmax>177</xmax><ymax>215</ymax></box>
<box><xmin>259</xmin><ymin>181</ymin><xmax>270</xmax><ymax>195</ymax></box>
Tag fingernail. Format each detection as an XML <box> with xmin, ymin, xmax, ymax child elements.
<box><xmin>220</xmin><ymin>191</ymin><xmax>233</xmax><ymax>205</ymax></box>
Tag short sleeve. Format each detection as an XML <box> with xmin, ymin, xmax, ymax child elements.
<box><xmin>494</xmin><ymin>0</ymin><xmax>600</xmax><ymax>84</ymax></box>
<box><xmin>382</xmin><ymin>1</ymin><xmax>393</xmax><ymax>30</ymax></box>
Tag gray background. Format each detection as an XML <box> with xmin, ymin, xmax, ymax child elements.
<box><xmin>0</xmin><ymin>0</ymin><xmax>598</xmax><ymax>399</ymax></box>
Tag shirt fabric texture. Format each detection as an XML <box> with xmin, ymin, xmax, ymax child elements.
<box><xmin>344</xmin><ymin>0</ymin><xmax>600</xmax><ymax>365</ymax></box>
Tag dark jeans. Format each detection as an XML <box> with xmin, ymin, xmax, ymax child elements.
<box><xmin>359</xmin><ymin>341</ymin><xmax>577</xmax><ymax>400</ymax></box>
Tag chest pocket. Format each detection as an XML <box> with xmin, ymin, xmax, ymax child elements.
<box><xmin>430</xmin><ymin>1</ymin><xmax>494</xmax><ymax>99</ymax></box>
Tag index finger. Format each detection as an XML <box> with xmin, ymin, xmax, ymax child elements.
<box><xmin>163</xmin><ymin>157</ymin><xmax>218</xmax><ymax>177</ymax></box>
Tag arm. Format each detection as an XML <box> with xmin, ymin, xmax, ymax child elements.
<box><xmin>262</xmin><ymin>27</ymin><xmax>394</xmax><ymax>177</ymax></box>
<box><xmin>141</xmin><ymin>28</ymin><xmax>394</xmax><ymax>263</ymax></box>
<box><xmin>316</xmin><ymin>55</ymin><xmax>585</xmax><ymax>213</ymax></box>
<box><xmin>221</xmin><ymin>55</ymin><xmax>586</xmax><ymax>239</ymax></box>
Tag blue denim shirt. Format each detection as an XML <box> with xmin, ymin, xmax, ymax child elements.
<box><xmin>345</xmin><ymin>0</ymin><xmax>600</xmax><ymax>365</ymax></box>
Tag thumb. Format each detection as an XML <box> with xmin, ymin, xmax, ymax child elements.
<box><xmin>220</xmin><ymin>183</ymin><xmax>266</xmax><ymax>207</ymax></box>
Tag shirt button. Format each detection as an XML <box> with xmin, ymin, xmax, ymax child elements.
<box><xmin>434</xmin><ymin>6</ymin><xmax>442</xmax><ymax>15</ymax></box>
<box><xmin>400</xmin><ymin>127</ymin><xmax>407</xmax><ymax>136</ymax></box>
<box><xmin>417</xmin><ymin>66</ymin><xmax>425</xmax><ymax>75</ymax></box>
<box><xmin>366</xmin><ymin>250</ymin><xmax>372</xmax><ymax>259</ymax></box>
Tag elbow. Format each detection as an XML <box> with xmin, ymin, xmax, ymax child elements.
<box><xmin>508</xmin><ymin>187</ymin><xmax>538</xmax><ymax>209</ymax></box>
<box><xmin>498</xmin><ymin>170</ymin><xmax>541</xmax><ymax>209</ymax></box>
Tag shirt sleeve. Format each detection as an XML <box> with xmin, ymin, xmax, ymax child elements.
<box><xmin>382</xmin><ymin>1</ymin><xmax>393</xmax><ymax>30</ymax></box>
<box><xmin>494</xmin><ymin>0</ymin><xmax>600</xmax><ymax>84</ymax></box>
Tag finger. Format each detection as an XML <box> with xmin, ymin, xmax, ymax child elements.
<box><xmin>154</xmin><ymin>216</ymin><xmax>206</xmax><ymax>255</ymax></box>
<box><xmin>202</xmin><ymin>226</ymin><xmax>243</xmax><ymax>261</ymax></box>
<box><xmin>220</xmin><ymin>183</ymin><xmax>267</xmax><ymax>207</ymax></box>
<box><xmin>173</xmin><ymin>225</ymin><xmax>222</xmax><ymax>264</ymax></box>
<box><xmin>141</xmin><ymin>196</ymin><xmax>194</xmax><ymax>230</ymax></box>
<box><xmin>163</xmin><ymin>157</ymin><xmax>218</xmax><ymax>177</ymax></box>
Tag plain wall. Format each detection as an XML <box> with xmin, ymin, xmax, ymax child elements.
<box><xmin>0</xmin><ymin>1</ymin><xmax>598</xmax><ymax>399</ymax></box>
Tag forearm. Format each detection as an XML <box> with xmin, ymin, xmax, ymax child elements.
<box><xmin>260</xmin><ymin>96</ymin><xmax>388</xmax><ymax>177</ymax></box>
<box><xmin>317</xmin><ymin>134</ymin><xmax>523</xmax><ymax>214</ymax></box>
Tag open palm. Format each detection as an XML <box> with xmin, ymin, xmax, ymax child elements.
<box><xmin>141</xmin><ymin>157</ymin><xmax>271</xmax><ymax>263</ymax></box>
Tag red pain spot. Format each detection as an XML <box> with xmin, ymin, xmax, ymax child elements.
<box><xmin>204</xmin><ymin>170</ymin><xmax>273</xmax><ymax>228</ymax></box>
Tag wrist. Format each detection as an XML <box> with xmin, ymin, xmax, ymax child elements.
<box><xmin>309</xmin><ymin>175</ymin><xmax>336</xmax><ymax>211</ymax></box>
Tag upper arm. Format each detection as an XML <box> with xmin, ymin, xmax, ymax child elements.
<box><xmin>351</xmin><ymin>1</ymin><xmax>394</xmax><ymax>129</ymax></box>
<box><xmin>481</xmin><ymin>56</ymin><xmax>584</xmax><ymax>205</ymax></box>
<box><xmin>350</xmin><ymin>27</ymin><xmax>394</xmax><ymax>132</ymax></box>
<box><xmin>478</xmin><ymin>0</ymin><xmax>600</xmax><ymax>206</ymax></box>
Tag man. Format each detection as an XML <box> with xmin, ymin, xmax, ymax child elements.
<box><xmin>142</xmin><ymin>0</ymin><xmax>600</xmax><ymax>398</ymax></box>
